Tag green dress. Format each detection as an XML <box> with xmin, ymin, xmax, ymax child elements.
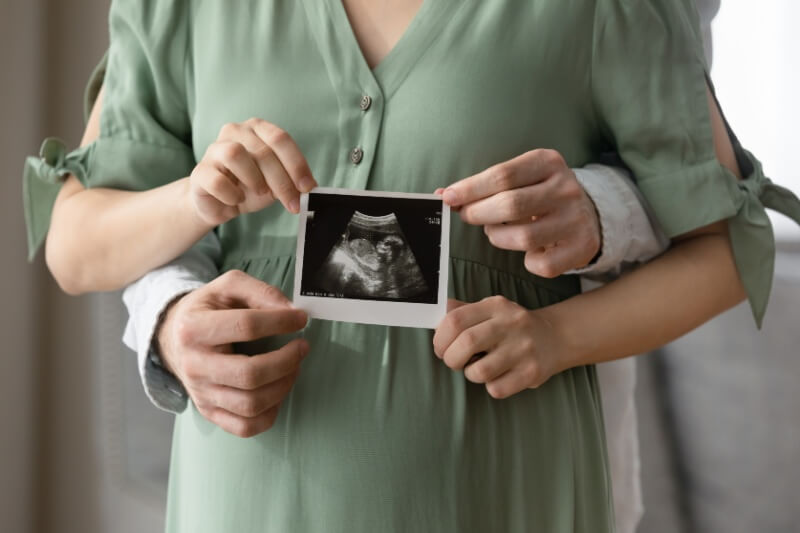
<box><xmin>22</xmin><ymin>1</ymin><xmax>800</xmax><ymax>532</ymax></box>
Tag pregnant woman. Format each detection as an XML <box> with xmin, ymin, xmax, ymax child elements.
<box><xmin>24</xmin><ymin>1</ymin><xmax>800</xmax><ymax>532</ymax></box>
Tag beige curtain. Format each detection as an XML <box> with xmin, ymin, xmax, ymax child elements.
<box><xmin>0</xmin><ymin>2</ymin><xmax>170</xmax><ymax>532</ymax></box>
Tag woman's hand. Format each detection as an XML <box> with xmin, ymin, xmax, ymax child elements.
<box><xmin>440</xmin><ymin>149</ymin><xmax>600</xmax><ymax>277</ymax></box>
<box><xmin>433</xmin><ymin>297</ymin><xmax>566</xmax><ymax>399</ymax></box>
<box><xmin>190</xmin><ymin>118</ymin><xmax>317</xmax><ymax>226</ymax></box>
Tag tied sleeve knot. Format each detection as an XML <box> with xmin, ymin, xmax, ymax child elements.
<box><xmin>23</xmin><ymin>138</ymin><xmax>92</xmax><ymax>261</ymax></box>
<box><xmin>727</xmin><ymin>150</ymin><xmax>800</xmax><ymax>327</ymax></box>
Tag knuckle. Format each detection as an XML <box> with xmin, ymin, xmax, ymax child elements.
<box><xmin>491</xmin><ymin>165</ymin><xmax>514</xmax><ymax>190</ymax></box>
<box><xmin>234</xmin><ymin>361</ymin><xmax>260</xmax><ymax>390</ymax></box>
<box><xmin>207</xmin><ymin>173</ymin><xmax>230</xmax><ymax>193</ymax></box>
<box><xmin>447</xmin><ymin>311</ymin><xmax>465</xmax><ymax>331</ymax></box>
<box><xmin>541</xmin><ymin>148</ymin><xmax>565</xmax><ymax>169</ymax></box>
<box><xmin>259</xmin><ymin>283</ymin><xmax>283</xmax><ymax>304</ymax></box>
<box><xmin>519</xmin><ymin>228</ymin><xmax>538</xmax><ymax>250</ymax></box>
<box><xmin>219</xmin><ymin>141</ymin><xmax>246</xmax><ymax>161</ymax></box>
<box><xmin>218</xmin><ymin>122</ymin><xmax>239</xmax><ymax>138</ymax></box>
<box><xmin>265</xmin><ymin>127</ymin><xmax>290</xmax><ymax>146</ymax></box>
<box><xmin>521</xmin><ymin>361</ymin><xmax>539</xmax><ymax>383</ymax></box>
<box><xmin>500</xmin><ymin>191</ymin><xmax>524</xmax><ymax>219</ymax></box>
<box><xmin>485</xmin><ymin>295</ymin><xmax>506</xmax><ymax>308</ymax></box>
<box><xmin>252</xmin><ymin>143</ymin><xmax>275</xmax><ymax>162</ymax></box>
<box><xmin>174</xmin><ymin>317</ymin><xmax>194</xmax><ymax>347</ymax></box>
<box><xmin>486</xmin><ymin>382</ymin><xmax>508</xmax><ymax>400</ymax></box>
<box><xmin>538</xmin><ymin>260</ymin><xmax>559</xmax><ymax>279</ymax></box>
<box><xmin>560</xmin><ymin>176</ymin><xmax>583</xmax><ymax>200</ymax></box>
<box><xmin>234</xmin><ymin>315</ymin><xmax>257</xmax><ymax>339</ymax></box>
<box><xmin>181</xmin><ymin>356</ymin><xmax>200</xmax><ymax>381</ymax></box>
<box><xmin>461</xmin><ymin>330</ymin><xmax>478</xmax><ymax>350</ymax></box>
<box><xmin>244</xmin><ymin>117</ymin><xmax>264</xmax><ymax>128</ymax></box>
<box><xmin>471</xmin><ymin>364</ymin><xmax>491</xmax><ymax>383</ymax></box>
<box><xmin>222</xmin><ymin>269</ymin><xmax>247</xmax><ymax>287</ymax></box>
<box><xmin>238</xmin><ymin>396</ymin><xmax>262</xmax><ymax>418</ymax></box>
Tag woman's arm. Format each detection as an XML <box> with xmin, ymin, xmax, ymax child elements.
<box><xmin>45</xmin><ymin>89</ymin><xmax>316</xmax><ymax>294</ymax></box>
<box><xmin>47</xmin><ymin>89</ymin><xmax>208</xmax><ymax>294</ymax></box>
<box><xmin>434</xmin><ymin>87</ymin><xmax>748</xmax><ymax>398</ymax></box>
<box><xmin>549</xmin><ymin>87</ymin><xmax>744</xmax><ymax>364</ymax></box>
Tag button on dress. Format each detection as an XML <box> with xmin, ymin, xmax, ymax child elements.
<box><xmin>21</xmin><ymin>1</ymin><xmax>800</xmax><ymax>532</ymax></box>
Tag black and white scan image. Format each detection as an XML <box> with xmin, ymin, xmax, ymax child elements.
<box><xmin>314</xmin><ymin>210</ymin><xmax>430</xmax><ymax>300</ymax></box>
<box><xmin>293</xmin><ymin>188</ymin><xmax>450</xmax><ymax>328</ymax></box>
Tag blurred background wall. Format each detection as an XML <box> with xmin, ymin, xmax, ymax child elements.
<box><xmin>0</xmin><ymin>1</ymin><xmax>797</xmax><ymax>533</ymax></box>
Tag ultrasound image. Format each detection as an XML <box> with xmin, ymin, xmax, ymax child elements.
<box><xmin>300</xmin><ymin>193</ymin><xmax>442</xmax><ymax>303</ymax></box>
<box><xmin>316</xmin><ymin>211</ymin><xmax>428</xmax><ymax>299</ymax></box>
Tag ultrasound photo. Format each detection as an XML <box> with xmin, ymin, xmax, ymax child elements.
<box><xmin>293</xmin><ymin>188</ymin><xmax>450</xmax><ymax>328</ymax></box>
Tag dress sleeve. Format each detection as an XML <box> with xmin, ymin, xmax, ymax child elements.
<box><xmin>22</xmin><ymin>0</ymin><xmax>195</xmax><ymax>260</ymax></box>
<box><xmin>591</xmin><ymin>0</ymin><xmax>800</xmax><ymax>326</ymax></box>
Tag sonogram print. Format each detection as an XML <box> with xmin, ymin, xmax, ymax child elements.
<box><xmin>315</xmin><ymin>211</ymin><xmax>428</xmax><ymax>299</ymax></box>
<box><xmin>299</xmin><ymin>192</ymin><xmax>442</xmax><ymax>304</ymax></box>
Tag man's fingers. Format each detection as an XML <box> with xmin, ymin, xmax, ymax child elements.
<box><xmin>202</xmin><ymin>338</ymin><xmax>309</xmax><ymax>390</ymax></box>
<box><xmin>197</xmin><ymin>404</ymin><xmax>281</xmax><ymax>438</ymax></box>
<box><xmin>458</xmin><ymin>181</ymin><xmax>557</xmax><ymax>226</ymax></box>
<box><xmin>207</xmin><ymin>270</ymin><xmax>293</xmax><ymax>310</ymax></box>
<box><xmin>524</xmin><ymin>244</ymin><xmax>590</xmax><ymax>278</ymax></box>
<box><xmin>189</xmin><ymin>308</ymin><xmax>309</xmax><ymax>346</ymax></box>
<box><xmin>484</xmin><ymin>214</ymin><xmax>571</xmax><ymax>252</ymax></box>
<box><xmin>442</xmin><ymin>149</ymin><xmax>558</xmax><ymax>207</ymax></box>
<box><xmin>446</xmin><ymin>298</ymin><xmax>467</xmax><ymax>312</ymax></box>
<box><xmin>206</xmin><ymin>373</ymin><xmax>297</xmax><ymax>418</ymax></box>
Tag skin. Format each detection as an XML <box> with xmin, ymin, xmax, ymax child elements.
<box><xmin>46</xmin><ymin>1</ymin><xmax>745</xmax><ymax>436</ymax></box>
<box><xmin>46</xmin><ymin>90</ymin><xmax>318</xmax><ymax>294</ymax></box>
<box><xmin>433</xmin><ymin>87</ymin><xmax>746</xmax><ymax>399</ymax></box>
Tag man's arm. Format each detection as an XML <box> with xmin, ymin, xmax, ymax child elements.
<box><xmin>122</xmin><ymin>231</ymin><xmax>221</xmax><ymax>413</ymax></box>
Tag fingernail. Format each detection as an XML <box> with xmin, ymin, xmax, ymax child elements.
<box><xmin>442</xmin><ymin>189</ymin><xmax>458</xmax><ymax>205</ymax></box>
<box><xmin>299</xmin><ymin>176</ymin><xmax>316</xmax><ymax>193</ymax></box>
<box><xmin>289</xmin><ymin>198</ymin><xmax>300</xmax><ymax>213</ymax></box>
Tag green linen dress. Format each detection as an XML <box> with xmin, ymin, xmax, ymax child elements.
<box><xmin>22</xmin><ymin>1</ymin><xmax>800</xmax><ymax>532</ymax></box>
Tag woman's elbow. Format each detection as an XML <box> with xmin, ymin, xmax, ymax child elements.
<box><xmin>45</xmin><ymin>231</ymin><xmax>90</xmax><ymax>295</ymax></box>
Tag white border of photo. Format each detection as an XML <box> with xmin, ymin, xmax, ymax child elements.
<box><xmin>292</xmin><ymin>187</ymin><xmax>450</xmax><ymax>329</ymax></box>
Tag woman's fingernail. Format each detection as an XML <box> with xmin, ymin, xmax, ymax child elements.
<box><xmin>442</xmin><ymin>189</ymin><xmax>458</xmax><ymax>205</ymax></box>
<box><xmin>289</xmin><ymin>198</ymin><xmax>300</xmax><ymax>213</ymax></box>
<box><xmin>299</xmin><ymin>176</ymin><xmax>316</xmax><ymax>193</ymax></box>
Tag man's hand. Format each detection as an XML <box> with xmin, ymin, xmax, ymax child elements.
<box><xmin>157</xmin><ymin>270</ymin><xmax>309</xmax><ymax>438</ymax></box>
<box><xmin>441</xmin><ymin>149</ymin><xmax>601</xmax><ymax>277</ymax></box>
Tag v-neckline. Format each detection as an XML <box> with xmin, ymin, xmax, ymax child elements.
<box><xmin>321</xmin><ymin>0</ymin><xmax>454</xmax><ymax>97</ymax></box>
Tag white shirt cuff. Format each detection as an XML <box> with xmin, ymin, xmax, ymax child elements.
<box><xmin>569</xmin><ymin>164</ymin><xmax>669</xmax><ymax>280</ymax></box>
<box><xmin>122</xmin><ymin>233</ymin><xmax>220</xmax><ymax>413</ymax></box>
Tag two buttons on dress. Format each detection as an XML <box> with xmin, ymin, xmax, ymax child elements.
<box><xmin>351</xmin><ymin>94</ymin><xmax>372</xmax><ymax>165</ymax></box>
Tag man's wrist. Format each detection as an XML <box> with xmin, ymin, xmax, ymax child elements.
<box><xmin>153</xmin><ymin>291</ymin><xmax>188</xmax><ymax>378</ymax></box>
